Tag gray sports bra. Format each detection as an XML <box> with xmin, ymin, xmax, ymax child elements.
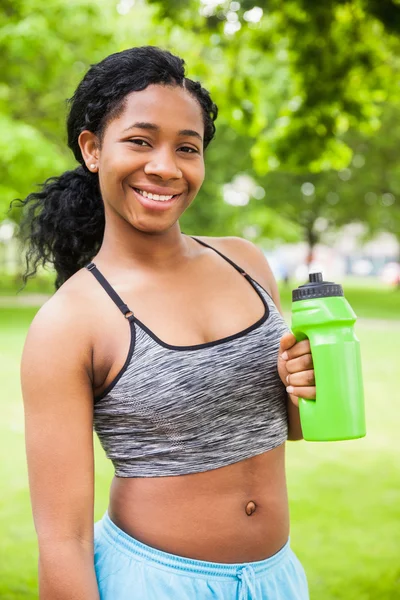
<box><xmin>86</xmin><ymin>237</ymin><xmax>289</xmax><ymax>477</ymax></box>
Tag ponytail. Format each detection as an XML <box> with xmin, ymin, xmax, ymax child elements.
<box><xmin>11</xmin><ymin>166</ymin><xmax>104</xmax><ymax>290</ymax></box>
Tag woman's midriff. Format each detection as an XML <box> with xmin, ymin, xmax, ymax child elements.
<box><xmin>108</xmin><ymin>443</ymin><xmax>289</xmax><ymax>563</ymax></box>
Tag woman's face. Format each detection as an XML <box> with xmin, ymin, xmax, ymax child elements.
<box><xmin>81</xmin><ymin>84</ymin><xmax>205</xmax><ymax>234</ymax></box>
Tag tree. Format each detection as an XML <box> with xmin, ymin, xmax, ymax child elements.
<box><xmin>251</xmin><ymin>102</ymin><xmax>400</xmax><ymax>267</ymax></box>
<box><xmin>1</xmin><ymin>0</ymin><xmax>117</xmax><ymax>218</ymax></box>
<box><xmin>1</xmin><ymin>0</ymin><xmax>399</xmax><ymax>272</ymax></box>
<box><xmin>147</xmin><ymin>0</ymin><xmax>400</xmax><ymax>172</ymax></box>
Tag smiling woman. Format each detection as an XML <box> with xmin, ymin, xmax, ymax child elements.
<box><xmin>78</xmin><ymin>84</ymin><xmax>205</xmax><ymax>227</ymax></box>
<box><xmin>12</xmin><ymin>46</ymin><xmax>312</xmax><ymax>600</ymax></box>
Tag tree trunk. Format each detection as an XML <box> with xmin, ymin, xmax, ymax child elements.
<box><xmin>305</xmin><ymin>225</ymin><xmax>319</xmax><ymax>267</ymax></box>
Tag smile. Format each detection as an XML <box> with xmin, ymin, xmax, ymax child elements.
<box><xmin>130</xmin><ymin>186</ymin><xmax>183</xmax><ymax>212</ymax></box>
<box><xmin>133</xmin><ymin>187</ymin><xmax>178</xmax><ymax>202</ymax></box>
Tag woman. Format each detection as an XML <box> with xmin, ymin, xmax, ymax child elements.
<box><xmin>18</xmin><ymin>46</ymin><xmax>314</xmax><ymax>599</ymax></box>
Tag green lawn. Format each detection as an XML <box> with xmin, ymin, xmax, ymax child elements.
<box><xmin>1</xmin><ymin>302</ymin><xmax>399</xmax><ymax>599</ymax></box>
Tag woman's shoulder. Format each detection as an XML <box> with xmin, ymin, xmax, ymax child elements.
<box><xmin>192</xmin><ymin>235</ymin><xmax>277</xmax><ymax>299</ymax></box>
<box><xmin>25</xmin><ymin>267</ymin><xmax>96</xmax><ymax>360</ymax></box>
<box><xmin>34</xmin><ymin>266</ymin><xmax>95</xmax><ymax>318</ymax></box>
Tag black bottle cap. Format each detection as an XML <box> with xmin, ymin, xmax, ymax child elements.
<box><xmin>292</xmin><ymin>272</ymin><xmax>344</xmax><ymax>302</ymax></box>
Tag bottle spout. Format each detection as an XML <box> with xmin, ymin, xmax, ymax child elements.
<box><xmin>309</xmin><ymin>272</ymin><xmax>323</xmax><ymax>283</ymax></box>
<box><xmin>292</xmin><ymin>273</ymin><xmax>344</xmax><ymax>301</ymax></box>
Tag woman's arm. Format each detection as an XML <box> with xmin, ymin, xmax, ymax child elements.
<box><xmin>21</xmin><ymin>293</ymin><xmax>100</xmax><ymax>600</ymax></box>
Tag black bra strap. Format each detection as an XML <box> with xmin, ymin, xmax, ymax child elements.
<box><xmin>190</xmin><ymin>236</ymin><xmax>248</xmax><ymax>276</ymax></box>
<box><xmin>86</xmin><ymin>238</ymin><xmax>246</xmax><ymax>317</ymax></box>
<box><xmin>85</xmin><ymin>262</ymin><xmax>134</xmax><ymax>319</ymax></box>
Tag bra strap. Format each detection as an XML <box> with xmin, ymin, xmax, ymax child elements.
<box><xmin>85</xmin><ymin>262</ymin><xmax>134</xmax><ymax>319</ymax></box>
<box><xmin>190</xmin><ymin>236</ymin><xmax>248</xmax><ymax>276</ymax></box>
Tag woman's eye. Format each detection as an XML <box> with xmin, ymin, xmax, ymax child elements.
<box><xmin>127</xmin><ymin>140</ymin><xmax>198</xmax><ymax>153</ymax></box>
<box><xmin>128</xmin><ymin>139</ymin><xmax>149</xmax><ymax>147</ymax></box>
<box><xmin>179</xmin><ymin>146</ymin><xmax>198</xmax><ymax>154</ymax></box>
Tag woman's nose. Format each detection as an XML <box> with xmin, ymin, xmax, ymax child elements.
<box><xmin>144</xmin><ymin>149</ymin><xmax>182</xmax><ymax>180</ymax></box>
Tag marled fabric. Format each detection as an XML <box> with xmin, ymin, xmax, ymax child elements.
<box><xmin>91</xmin><ymin>263</ymin><xmax>290</xmax><ymax>477</ymax></box>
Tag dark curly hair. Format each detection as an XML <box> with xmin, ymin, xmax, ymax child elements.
<box><xmin>11</xmin><ymin>46</ymin><xmax>218</xmax><ymax>290</ymax></box>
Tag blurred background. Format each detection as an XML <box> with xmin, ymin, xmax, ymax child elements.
<box><xmin>1</xmin><ymin>1</ymin><xmax>399</xmax><ymax>598</ymax></box>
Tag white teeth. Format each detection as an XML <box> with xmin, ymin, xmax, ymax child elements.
<box><xmin>135</xmin><ymin>188</ymin><xmax>174</xmax><ymax>202</ymax></box>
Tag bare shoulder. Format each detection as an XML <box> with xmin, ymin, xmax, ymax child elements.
<box><xmin>194</xmin><ymin>235</ymin><xmax>281</xmax><ymax>309</ymax></box>
<box><xmin>23</xmin><ymin>268</ymin><xmax>95</xmax><ymax>377</ymax></box>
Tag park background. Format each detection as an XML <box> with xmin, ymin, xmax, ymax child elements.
<box><xmin>1</xmin><ymin>1</ymin><xmax>399</xmax><ymax>598</ymax></box>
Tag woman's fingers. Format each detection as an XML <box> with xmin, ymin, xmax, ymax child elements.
<box><xmin>286</xmin><ymin>369</ymin><xmax>316</xmax><ymax>399</ymax></box>
<box><xmin>286</xmin><ymin>385</ymin><xmax>316</xmax><ymax>400</ymax></box>
<box><xmin>281</xmin><ymin>338</ymin><xmax>311</xmax><ymax>360</ymax></box>
<box><xmin>279</xmin><ymin>332</ymin><xmax>298</xmax><ymax>357</ymax></box>
<box><xmin>279</xmin><ymin>335</ymin><xmax>315</xmax><ymax>399</ymax></box>
<box><xmin>286</xmin><ymin>354</ymin><xmax>313</xmax><ymax>373</ymax></box>
<box><xmin>286</xmin><ymin>369</ymin><xmax>315</xmax><ymax>387</ymax></box>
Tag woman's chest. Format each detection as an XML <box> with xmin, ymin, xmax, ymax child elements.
<box><xmin>91</xmin><ymin>266</ymin><xmax>270</xmax><ymax>395</ymax></box>
<box><xmin>93</xmin><ymin>302</ymin><xmax>289</xmax><ymax>439</ymax></box>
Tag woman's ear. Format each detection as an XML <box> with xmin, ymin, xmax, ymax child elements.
<box><xmin>78</xmin><ymin>130</ymin><xmax>100</xmax><ymax>171</ymax></box>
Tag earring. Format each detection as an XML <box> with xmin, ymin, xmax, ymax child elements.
<box><xmin>90</xmin><ymin>163</ymin><xmax>97</xmax><ymax>171</ymax></box>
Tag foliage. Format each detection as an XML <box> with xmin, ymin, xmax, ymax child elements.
<box><xmin>339</xmin><ymin>103</ymin><xmax>400</xmax><ymax>250</ymax></box>
<box><xmin>148</xmin><ymin>0</ymin><xmax>400</xmax><ymax>172</ymax></box>
<box><xmin>255</xmin><ymin>101</ymin><xmax>400</xmax><ymax>255</ymax></box>
<box><xmin>1</xmin><ymin>0</ymin><xmax>399</xmax><ymax>262</ymax></box>
<box><xmin>1</xmin><ymin>0</ymin><xmax>116</xmax><ymax>217</ymax></box>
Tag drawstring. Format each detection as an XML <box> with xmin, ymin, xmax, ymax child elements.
<box><xmin>237</xmin><ymin>565</ymin><xmax>257</xmax><ymax>600</ymax></box>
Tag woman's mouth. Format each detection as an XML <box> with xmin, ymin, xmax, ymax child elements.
<box><xmin>130</xmin><ymin>187</ymin><xmax>182</xmax><ymax>211</ymax></box>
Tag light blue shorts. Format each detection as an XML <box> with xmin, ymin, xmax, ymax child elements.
<box><xmin>94</xmin><ymin>511</ymin><xmax>309</xmax><ymax>599</ymax></box>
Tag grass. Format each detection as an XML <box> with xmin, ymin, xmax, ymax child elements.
<box><xmin>0</xmin><ymin>273</ymin><xmax>53</xmax><ymax>296</ymax></box>
<box><xmin>1</xmin><ymin>299</ymin><xmax>399</xmax><ymax>599</ymax></box>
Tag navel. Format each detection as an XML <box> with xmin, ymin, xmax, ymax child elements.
<box><xmin>245</xmin><ymin>500</ymin><xmax>257</xmax><ymax>516</ymax></box>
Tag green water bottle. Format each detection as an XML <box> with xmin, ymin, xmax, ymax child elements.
<box><xmin>291</xmin><ymin>273</ymin><xmax>366</xmax><ymax>442</ymax></box>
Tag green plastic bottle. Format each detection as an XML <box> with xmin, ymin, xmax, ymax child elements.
<box><xmin>291</xmin><ymin>272</ymin><xmax>366</xmax><ymax>441</ymax></box>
